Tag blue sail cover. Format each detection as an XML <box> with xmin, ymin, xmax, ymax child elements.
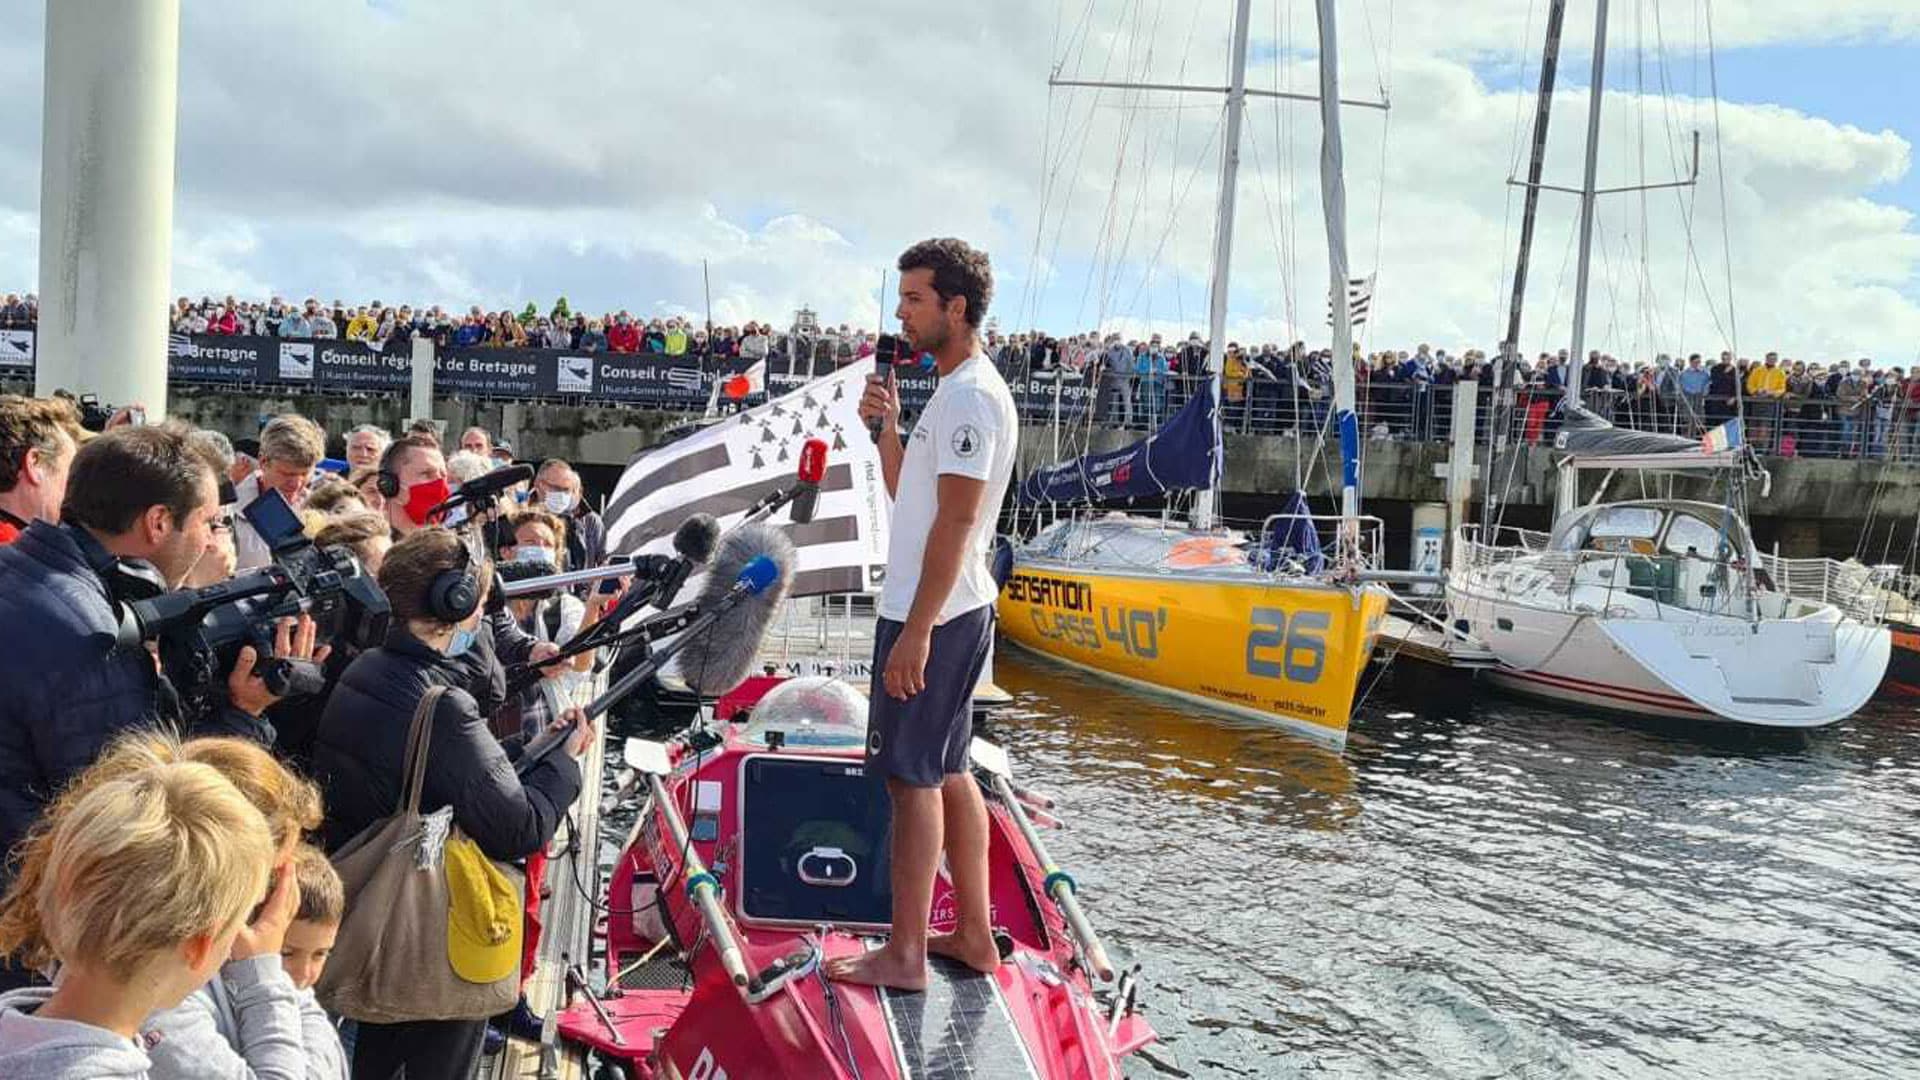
<box><xmin>1256</xmin><ymin>491</ymin><xmax>1325</xmax><ymax>574</ymax></box>
<box><xmin>1017</xmin><ymin>384</ymin><xmax>1219</xmax><ymax>506</ymax></box>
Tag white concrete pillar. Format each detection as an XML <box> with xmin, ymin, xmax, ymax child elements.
<box><xmin>408</xmin><ymin>335</ymin><xmax>435</xmax><ymax>425</ymax></box>
<box><xmin>34</xmin><ymin>0</ymin><xmax>181</xmax><ymax>415</ymax></box>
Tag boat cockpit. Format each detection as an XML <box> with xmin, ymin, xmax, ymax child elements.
<box><xmin>1543</xmin><ymin>500</ymin><xmax>1758</xmax><ymax>614</ymax></box>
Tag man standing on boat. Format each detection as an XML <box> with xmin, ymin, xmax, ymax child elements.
<box><xmin>829</xmin><ymin>238</ymin><xmax>1017</xmax><ymax>992</ymax></box>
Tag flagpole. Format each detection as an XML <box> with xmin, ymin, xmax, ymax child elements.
<box><xmin>700</xmin><ymin>259</ymin><xmax>721</xmax><ymax>418</ymax></box>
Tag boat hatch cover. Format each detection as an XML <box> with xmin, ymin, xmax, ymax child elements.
<box><xmin>881</xmin><ymin>953</ymin><xmax>1039</xmax><ymax>1079</ymax></box>
<box><xmin>738</xmin><ymin>755</ymin><xmax>893</xmax><ymax>928</ymax></box>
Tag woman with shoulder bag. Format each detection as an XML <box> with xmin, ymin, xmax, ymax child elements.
<box><xmin>312</xmin><ymin>528</ymin><xmax>594</xmax><ymax>1080</ymax></box>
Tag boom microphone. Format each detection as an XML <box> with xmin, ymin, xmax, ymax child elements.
<box><xmin>789</xmin><ymin>438</ymin><xmax>827</xmax><ymax>526</ymax></box>
<box><xmin>512</xmin><ymin>522</ymin><xmax>794</xmax><ymax>775</ymax></box>
<box><xmin>671</xmin><ymin>522</ymin><xmax>796</xmax><ymax>694</ymax></box>
<box><xmin>430</xmin><ymin>463</ymin><xmax>534</xmax><ymax>516</ymax></box>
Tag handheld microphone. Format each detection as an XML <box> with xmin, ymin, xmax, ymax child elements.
<box><xmin>870</xmin><ymin>333</ymin><xmax>904</xmax><ymax>443</ymax></box>
<box><xmin>428</xmin><ymin>463</ymin><xmax>535</xmax><ymax>517</ymax></box>
<box><xmin>789</xmin><ymin>438</ymin><xmax>828</xmax><ymax>526</ymax></box>
<box><xmin>514</xmin><ymin>523</ymin><xmax>794</xmax><ymax>773</ymax></box>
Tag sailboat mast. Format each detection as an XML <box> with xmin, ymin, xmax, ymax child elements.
<box><xmin>1316</xmin><ymin>0</ymin><xmax>1360</xmax><ymax>531</ymax></box>
<box><xmin>1567</xmin><ymin>0</ymin><xmax>1610</xmax><ymax>372</ymax></box>
<box><xmin>1483</xmin><ymin>0</ymin><xmax>1569</xmax><ymax>536</ymax></box>
<box><xmin>1192</xmin><ymin>0</ymin><xmax>1253</xmax><ymax>532</ymax></box>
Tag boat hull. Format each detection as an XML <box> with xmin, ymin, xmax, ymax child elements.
<box><xmin>998</xmin><ymin>560</ymin><xmax>1388</xmax><ymax>746</ymax></box>
<box><xmin>1452</xmin><ymin>582</ymin><xmax>1889</xmax><ymax>728</ymax></box>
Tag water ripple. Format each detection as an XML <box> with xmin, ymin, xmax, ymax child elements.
<box><xmin>987</xmin><ymin>655</ymin><xmax>1920</xmax><ymax>1079</ymax></box>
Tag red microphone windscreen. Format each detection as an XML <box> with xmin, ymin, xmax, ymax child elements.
<box><xmin>797</xmin><ymin>438</ymin><xmax>828</xmax><ymax>485</ymax></box>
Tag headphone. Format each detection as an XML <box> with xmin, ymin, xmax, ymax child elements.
<box><xmin>425</xmin><ymin>535</ymin><xmax>481</xmax><ymax>624</ymax></box>
<box><xmin>375</xmin><ymin>440</ymin><xmax>404</xmax><ymax>499</ymax></box>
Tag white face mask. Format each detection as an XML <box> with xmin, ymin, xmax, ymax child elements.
<box><xmin>513</xmin><ymin>545</ymin><xmax>556</xmax><ymax>566</ymax></box>
<box><xmin>543</xmin><ymin>490</ymin><xmax>575</xmax><ymax>514</ymax></box>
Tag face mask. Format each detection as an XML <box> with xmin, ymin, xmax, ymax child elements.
<box><xmin>446</xmin><ymin>627</ymin><xmax>476</xmax><ymax>657</ymax></box>
<box><xmin>402</xmin><ymin>476</ymin><xmax>452</xmax><ymax>526</ymax></box>
<box><xmin>543</xmin><ymin>490</ymin><xmax>575</xmax><ymax>514</ymax></box>
<box><xmin>514</xmin><ymin>545</ymin><xmax>555</xmax><ymax>566</ymax></box>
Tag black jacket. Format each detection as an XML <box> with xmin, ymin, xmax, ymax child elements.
<box><xmin>313</xmin><ymin>628</ymin><xmax>582</xmax><ymax>859</ymax></box>
<box><xmin>0</xmin><ymin>524</ymin><xmax>166</xmax><ymax>872</ymax></box>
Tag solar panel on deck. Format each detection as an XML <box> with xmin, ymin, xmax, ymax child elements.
<box><xmin>880</xmin><ymin>954</ymin><xmax>1038</xmax><ymax>1079</ymax></box>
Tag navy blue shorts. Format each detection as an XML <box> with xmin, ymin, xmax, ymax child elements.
<box><xmin>865</xmin><ymin>606</ymin><xmax>994</xmax><ymax>788</ymax></box>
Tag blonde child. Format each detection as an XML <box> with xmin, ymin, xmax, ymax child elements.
<box><xmin>0</xmin><ymin>761</ymin><xmax>275</xmax><ymax>1078</ymax></box>
<box><xmin>277</xmin><ymin>844</ymin><xmax>349</xmax><ymax>1079</ymax></box>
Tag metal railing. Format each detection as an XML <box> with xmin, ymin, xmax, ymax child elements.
<box><xmin>1456</xmin><ymin>523</ymin><xmax>1895</xmax><ymax>622</ymax></box>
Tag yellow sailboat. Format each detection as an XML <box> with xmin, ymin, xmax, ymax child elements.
<box><xmin>1000</xmin><ymin>0</ymin><xmax>1387</xmax><ymax>747</ymax></box>
<box><xmin>998</xmin><ymin>518</ymin><xmax>1387</xmax><ymax>745</ymax></box>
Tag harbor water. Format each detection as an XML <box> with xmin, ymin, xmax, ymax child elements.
<box><xmin>986</xmin><ymin>652</ymin><xmax>1920</xmax><ymax>1079</ymax></box>
<box><xmin>593</xmin><ymin>650</ymin><xmax>1920</xmax><ymax>1078</ymax></box>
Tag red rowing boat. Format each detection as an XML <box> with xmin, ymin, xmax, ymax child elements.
<box><xmin>554</xmin><ymin>675</ymin><xmax>1155</xmax><ymax>1078</ymax></box>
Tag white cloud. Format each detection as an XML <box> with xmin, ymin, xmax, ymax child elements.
<box><xmin>0</xmin><ymin>0</ymin><xmax>1911</xmax><ymax>362</ymax></box>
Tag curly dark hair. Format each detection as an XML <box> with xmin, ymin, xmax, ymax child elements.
<box><xmin>897</xmin><ymin>238</ymin><xmax>993</xmax><ymax>329</ymax></box>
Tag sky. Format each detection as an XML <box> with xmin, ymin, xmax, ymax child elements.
<box><xmin>0</xmin><ymin>0</ymin><xmax>1915</xmax><ymax>363</ymax></box>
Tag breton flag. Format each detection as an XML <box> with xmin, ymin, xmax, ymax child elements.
<box><xmin>1326</xmin><ymin>275</ymin><xmax>1374</xmax><ymax>328</ymax></box>
<box><xmin>1701</xmin><ymin>418</ymin><xmax>1744</xmax><ymax>453</ymax></box>
<box><xmin>602</xmin><ymin>362</ymin><xmax>890</xmax><ymax>598</ymax></box>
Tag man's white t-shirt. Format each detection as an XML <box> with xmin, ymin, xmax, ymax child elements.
<box><xmin>878</xmin><ymin>351</ymin><xmax>1018</xmax><ymax>625</ymax></box>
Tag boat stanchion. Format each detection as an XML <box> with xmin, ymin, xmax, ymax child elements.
<box><xmin>634</xmin><ymin>749</ymin><xmax>755</xmax><ymax>995</ymax></box>
<box><xmin>982</xmin><ymin>769</ymin><xmax>1115</xmax><ymax>982</ymax></box>
<box><xmin>563</xmin><ymin>961</ymin><xmax>626</xmax><ymax>1047</ymax></box>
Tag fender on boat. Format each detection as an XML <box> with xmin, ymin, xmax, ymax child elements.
<box><xmin>1595</xmin><ymin>618</ymin><xmax>1890</xmax><ymax>728</ymax></box>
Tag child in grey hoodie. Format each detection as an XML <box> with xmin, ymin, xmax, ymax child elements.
<box><xmin>0</xmin><ymin>761</ymin><xmax>277</xmax><ymax>1080</ymax></box>
<box><xmin>144</xmin><ymin>844</ymin><xmax>349</xmax><ymax>1080</ymax></box>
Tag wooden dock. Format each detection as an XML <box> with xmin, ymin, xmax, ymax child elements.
<box><xmin>1376</xmin><ymin>610</ymin><xmax>1500</xmax><ymax>670</ymax></box>
<box><xmin>483</xmin><ymin>680</ymin><xmax>606</xmax><ymax>1080</ymax></box>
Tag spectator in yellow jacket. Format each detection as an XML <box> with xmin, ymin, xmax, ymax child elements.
<box><xmin>1746</xmin><ymin>353</ymin><xmax>1787</xmax><ymax>398</ymax></box>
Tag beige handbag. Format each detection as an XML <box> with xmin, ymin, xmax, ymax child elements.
<box><xmin>317</xmin><ymin>685</ymin><xmax>526</xmax><ymax>1023</ymax></box>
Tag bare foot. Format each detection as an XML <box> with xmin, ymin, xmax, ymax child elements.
<box><xmin>826</xmin><ymin>943</ymin><xmax>927</xmax><ymax>991</ymax></box>
<box><xmin>927</xmin><ymin>928</ymin><xmax>1000</xmax><ymax>975</ymax></box>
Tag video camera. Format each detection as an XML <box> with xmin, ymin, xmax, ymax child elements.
<box><xmin>117</xmin><ymin>489</ymin><xmax>390</xmax><ymax>714</ymax></box>
<box><xmin>73</xmin><ymin>394</ymin><xmax>143</xmax><ymax>432</ymax></box>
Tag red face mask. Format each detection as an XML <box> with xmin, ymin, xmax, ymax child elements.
<box><xmin>402</xmin><ymin>476</ymin><xmax>451</xmax><ymax>526</ymax></box>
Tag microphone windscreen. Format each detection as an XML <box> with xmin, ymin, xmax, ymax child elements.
<box><xmin>674</xmin><ymin>523</ymin><xmax>795</xmax><ymax>695</ymax></box>
<box><xmin>672</xmin><ymin>513</ymin><xmax>721</xmax><ymax>564</ymax></box>
<box><xmin>797</xmin><ymin>438</ymin><xmax>828</xmax><ymax>485</ymax></box>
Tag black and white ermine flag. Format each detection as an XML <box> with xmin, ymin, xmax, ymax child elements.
<box><xmin>1327</xmin><ymin>275</ymin><xmax>1374</xmax><ymax>328</ymax></box>
<box><xmin>602</xmin><ymin>362</ymin><xmax>890</xmax><ymax>598</ymax></box>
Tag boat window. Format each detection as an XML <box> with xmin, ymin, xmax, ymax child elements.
<box><xmin>1662</xmin><ymin>513</ymin><xmax>1727</xmax><ymax>559</ymax></box>
<box><xmin>737</xmin><ymin>755</ymin><xmax>893</xmax><ymax>927</ymax></box>
<box><xmin>1588</xmin><ymin>506</ymin><xmax>1663</xmax><ymax>540</ymax></box>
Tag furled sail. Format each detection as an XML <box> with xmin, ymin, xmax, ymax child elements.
<box><xmin>1016</xmin><ymin>386</ymin><xmax>1219</xmax><ymax>506</ymax></box>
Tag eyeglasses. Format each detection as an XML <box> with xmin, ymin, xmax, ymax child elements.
<box><xmin>211</xmin><ymin>514</ymin><xmax>234</xmax><ymax>533</ymax></box>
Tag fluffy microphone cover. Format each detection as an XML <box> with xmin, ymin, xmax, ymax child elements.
<box><xmin>674</xmin><ymin>522</ymin><xmax>796</xmax><ymax>694</ymax></box>
<box><xmin>672</xmin><ymin>512</ymin><xmax>721</xmax><ymax>564</ymax></box>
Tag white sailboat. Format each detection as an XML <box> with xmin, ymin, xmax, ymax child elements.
<box><xmin>1450</xmin><ymin>0</ymin><xmax>1890</xmax><ymax>728</ymax></box>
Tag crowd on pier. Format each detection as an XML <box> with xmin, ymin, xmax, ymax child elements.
<box><xmin>7</xmin><ymin>289</ymin><xmax>1917</xmax><ymax>460</ymax></box>
<box><xmin>0</xmin><ymin>388</ymin><xmax>616</xmax><ymax>1078</ymax></box>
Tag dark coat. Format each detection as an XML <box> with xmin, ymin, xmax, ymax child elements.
<box><xmin>312</xmin><ymin>628</ymin><xmax>582</xmax><ymax>860</ymax></box>
<box><xmin>0</xmin><ymin>524</ymin><xmax>166</xmax><ymax>873</ymax></box>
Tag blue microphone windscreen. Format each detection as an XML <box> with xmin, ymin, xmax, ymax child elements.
<box><xmin>737</xmin><ymin>554</ymin><xmax>779</xmax><ymax>595</ymax></box>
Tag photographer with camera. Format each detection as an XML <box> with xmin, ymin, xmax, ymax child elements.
<box><xmin>0</xmin><ymin>425</ymin><xmax>276</xmax><ymax>879</ymax></box>
<box><xmin>0</xmin><ymin>396</ymin><xmax>82</xmax><ymax>547</ymax></box>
